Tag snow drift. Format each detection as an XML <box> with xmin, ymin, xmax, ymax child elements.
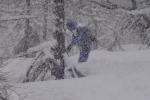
<box><xmin>2</xmin><ymin>48</ymin><xmax>150</xmax><ymax>100</ymax></box>
<box><xmin>15</xmin><ymin>49</ymin><xmax>150</xmax><ymax>100</ymax></box>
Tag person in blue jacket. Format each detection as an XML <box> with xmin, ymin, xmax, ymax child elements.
<box><xmin>66</xmin><ymin>19</ymin><xmax>94</xmax><ymax>62</ymax></box>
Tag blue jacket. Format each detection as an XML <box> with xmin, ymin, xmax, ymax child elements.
<box><xmin>70</xmin><ymin>26</ymin><xmax>92</xmax><ymax>62</ymax></box>
<box><xmin>71</xmin><ymin>26</ymin><xmax>92</xmax><ymax>48</ymax></box>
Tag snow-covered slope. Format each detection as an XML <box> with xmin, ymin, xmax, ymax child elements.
<box><xmin>11</xmin><ymin>49</ymin><xmax>150</xmax><ymax>100</ymax></box>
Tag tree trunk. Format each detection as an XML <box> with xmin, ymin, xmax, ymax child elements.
<box><xmin>43</xmin><ymin>0</ymin><xmax>49</xmax><ymax>40</ymax></box>
<box><xmin>13</xmin><ymin>0</ymin><xmax>32</xmax><ymax>55</ymax></box>
<box><xmin>24</xmin><ymin>0</ymin><xmax>31</xmax><ymax>51</ymax></box>
<box><xmin>130</xmin><ymin>0</ymin><xmax>137</xmax><ymax>10</ymax></box>
<box><xmin>25</xmin><ymin>0</ymin><xmax>31</xmax><ymax>36</ymax></box>
<box><xmin>52</xmin><ymin>0</ymin><xmax>65</xmax><ymax>79</ymax></box>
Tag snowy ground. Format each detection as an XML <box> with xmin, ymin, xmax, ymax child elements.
<box><xmin>3</xmin><ymin>48</ymin><xmax>148</xmax><ymax>100</ymax></box>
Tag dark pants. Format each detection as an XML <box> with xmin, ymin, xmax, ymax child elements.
<box><xmin>78</xmin><ymin>45</ymin><xmax>90</xmax><ymax>62</ymax></box>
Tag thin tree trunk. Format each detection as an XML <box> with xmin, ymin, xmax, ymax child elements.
<box><xmin>93</xmin><ymin>19</ymin><xmax>98</xmax><ymax>49</ymax></box>
<box><xmin>130</xmin><ymin>0</ymin><xmax>137</xmax><ymax>10</ymax></box>
<box><xmin>43</xmin><ymin>0</ymin><xmax>48</xmax><ymax>40</ymax></box>
<box><xmin>24</xmin><ymin>0</ymin><xmax>31</xmax><ymax>51</ymax></box>
<box><xmin>25</xmin><ymin>0</ymin><xmax>31</xmax><ymax>36</ymax></box>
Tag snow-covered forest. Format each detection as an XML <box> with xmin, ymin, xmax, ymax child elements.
<box><xmin>0</xmin><ymin>0</ymin><xmax>150</xmax><ymax>100</ymax></box>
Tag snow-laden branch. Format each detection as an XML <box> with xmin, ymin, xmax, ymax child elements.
<box><xmin>89</xmin><ymin>0</ymin><xmax>150</xmax><ymax>16</ymax></box>
<box><xmin>89</xmin><ymin>0</ymin><xmax>118</xmax><ymax>10</ymax></box>
<box><xmin>130</xmin><ymin>7</ymin><xmax>150</xmax><ymax>15</ymax></box>
<box><xmin>0</xmin><ymin>15</ymin><xmax>43</xmax><ymax>21</ymax></box>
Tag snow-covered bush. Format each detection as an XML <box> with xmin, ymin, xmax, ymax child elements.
<box><xmin>23</xmin><ymin>39</ymin><xmax>68</xmax><ymax>82</ymax></box>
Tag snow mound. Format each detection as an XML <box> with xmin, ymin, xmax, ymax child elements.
<box><xmin>2</xmin><ymin>58</ymin><xmax>33</xmax><ymax>83</ymax></box>
<box><xmin>2</xmin><ymin>49</ymin><xmax>150</xmax><ymax>100</ymax></box>
<box><xmin>16</xmin><ymin>60</ymin><xmax>150</xmax><ymax>100</ymax></box>
<box><xmin>3</xmin><ymin>48</ymin><xmax>150</xmax><ymax>83</ymax></box>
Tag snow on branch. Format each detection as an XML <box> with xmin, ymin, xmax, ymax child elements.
<box><xmin>89</xmin><ymin>0</ymin><xmax>150</xmax><ymax>16</ymax></box>
<box><xmin>27</xmin><ymin>40</ymin><xmax>57</xmax><ymax>53</ymax></box>
<box><xmin>0</xmin><ymin>15</ymin><xmax>42</xmax><ymax>21</ymax></box>
<box><xmin>0</xmin><ymin>8</ymin><xmax>24</xmax><ymax>14</ymax></box>
<box><xmin>89</xmin><ymin>0</ymin><xmax>118</xmax><ymax>10</ymax></box>
<box><xmin>130</xmin><ymin>7</ymin><xmax>150</xmax><ymax>15</ymax></box>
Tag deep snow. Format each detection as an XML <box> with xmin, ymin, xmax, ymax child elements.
<box><xmin>4</xmin><ymin>48</ymin><xmax>150</xmax><ymax>100</ymax></box>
